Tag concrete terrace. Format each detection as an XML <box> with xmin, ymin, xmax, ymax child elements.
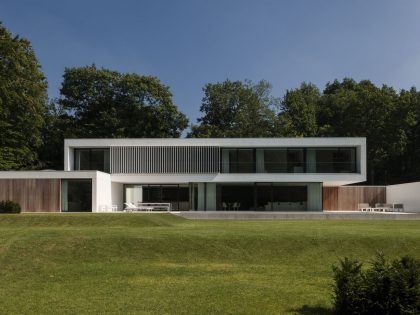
<box><xmin>174</xmin><ymin>211</ymin><xmax>420</xmax><ymax>220</ymax></box>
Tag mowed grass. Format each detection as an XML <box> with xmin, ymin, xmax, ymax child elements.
<box><xmin>1</xmin><ymin>214</ymin><xmax>420</xmax><ymax>315</ymax></box>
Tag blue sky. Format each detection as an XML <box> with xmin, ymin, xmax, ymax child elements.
<box><xmin>2</xmin><ymin>0</ymin><xmax>420</xmax><ymax>125</ymax></box>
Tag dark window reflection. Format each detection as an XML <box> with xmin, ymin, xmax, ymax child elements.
<box><xmin>74</xmin><ymin>148</ymin><xmax>110</xmax><ymax>173</ymax></box>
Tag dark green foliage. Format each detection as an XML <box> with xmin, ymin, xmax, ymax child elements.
<box><xmin>40</xmin><ymin>65</ymin><xmax>189</xmax><ymax>169</ymax></box>
<box><xmin>0</xmin><ymin>200</ymin><xmax>21</xmax><ymax>213</ymax></box>
<box><xmin>0</xmin><ymin>22</ymin><xmax>48</xmax><ymax>170</ymax></box>
<box><xmin>279</xmin><ymin>82</ymin><xmax>320</xmax><ymax>137</ymax></box>
<box><xmin>59</xmin><ymin>65</ymin><xmax>188</xmax><ymax>139</ymax></box>
<box><xmin>189</xmin><ymin>80</ymin><xmax>281</xmax><ymax>137</ymax></box>
<box><xmin>280</xmin><ymin>78</ymin><xmax>420</xmax><ymax>185</ymax></box>
<box><xmin>332</xmin><ymin>254</ymin><xmax>420</xmax><ymax>315</ymax></box>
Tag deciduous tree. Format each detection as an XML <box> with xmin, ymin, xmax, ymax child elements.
<box><xmin>0</xmin><ymin>22</ymin><xmax>48</xmax><ymax>170</ymax></box>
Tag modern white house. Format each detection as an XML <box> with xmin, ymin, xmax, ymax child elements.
<box><xmin>0</xmin><ymin>138</ymin><xmax>368</xmax><ymax>212</ymax></box>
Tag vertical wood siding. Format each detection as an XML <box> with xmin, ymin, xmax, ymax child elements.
<box><xmin>0</xmin><ymin>179</ymin><xmax>61</xmax><ymax>212</ymax></box>
<box><xmin>110</xmin><ymin>146</ymin><xmax>220</xmax><ymax>174</ymax></box>
<box><xmin>323</xmin><ymin>186</ymin><xmax>386</xmax><ymax>211</ymax></box>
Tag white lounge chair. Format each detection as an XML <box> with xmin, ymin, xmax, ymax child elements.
<box><xmin>124</xmin><ymin>202</ymin><xmax>138</xmax><ymax>212</ymax></box>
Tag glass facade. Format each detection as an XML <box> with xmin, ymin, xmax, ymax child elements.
<box><xmin>263</xmin><ymin>148</ymin><xmax>305</xmax><ymax>173</ymax></box>
<box><xmin>222</xmin><ymin>148</ymin><xmax>255</xmax><ymax>173</ymax></box>
<box><xmin>221</xmin><ymin>147</ymin><xmax>357</xmax><ymax>174</ymax></box>
<box><xmin>314</xmin><ymin>148</ymin><xmax>356</xmax><ymax>173</ymax></box>
<box><xmin>61</xmin><ymin>179</ymin><xmax>92</xmax><ymax>212</ymax></box>
<box><xmin>125</xmin><ymin>184</ymin><xmax>190</xmax><ymax>211</ymax></box>
<box><xmin>216</xmin><ymin>183</ymin><xmax>308</xmax><ymax>211</ymax></box>
<box><xmin>74</xmin><ymin>148</ymin><xmax>110</xmax><ymax>173</ymax></box>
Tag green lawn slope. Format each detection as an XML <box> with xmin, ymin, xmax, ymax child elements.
<box><xmin>1</xmin><ymin>213</ymin><xmax>419</xmax><ymax>314</ymax></box>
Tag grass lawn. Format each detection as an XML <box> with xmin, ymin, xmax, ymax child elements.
<box><xmin>1</xmin><ymin>214</ymin><xmax>420</xmax><ymax>314</ymax></box>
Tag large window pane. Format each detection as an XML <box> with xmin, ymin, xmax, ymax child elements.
<box><xmin>272</xmin><ymin>185</ymin><xmax>307</xmax><ymax>211</ymax></box>
<box><xmin>74</xmin><ymin>148</ymin><xmax>110</xmax><ymax>173</ymax></box>
<box><xmin>315</xmin><ymin>148</ymin><xmax>356</xmax><ymax>173</ymax></box>
<box><xmin>263</xmin><ymin>149</ymin><xmax>305</xmax><ymax>173</ymax></box>
<box><xmin>222</xmin><ymin>149</ymin><xmax>255</xmax><ymax>173</ymax></box>
<box><xmin>129</xmin><ymin>184</ymin><xmax>191</xmax><ymax>211</ymax></box>
<box><xmin>218</xmin><ymin>184</ymin><xmax>254</xmax><ymax>210</ymax></box>
<box><xmin>287</xmin><ymin>149</ymin><xmax>305</xmax><ymax>173</ymax></box>
<box><xmin>75</xmin><ymin>149</ymin><xmax>90</xmax><ymax>171</ymax></box>
<box><xmin>256</xmin><ymin>183</ymin><xmax>271</xmax><ymax>210</ymax></box>
<box><xmin>61</xmin><ymin>179</ymin><xmax>92</xmax><ymax>212</ymax></box>
<box><xmin>264</xmin><ymin>149</ymin><xmax>287</xmax><ymax>172</ymax></box>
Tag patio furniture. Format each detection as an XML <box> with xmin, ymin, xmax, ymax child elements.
<box><xmin>374</xmin><ymin>203</ymin><xmax>393</xmax><ymax>212</ymax></box>
<box><xmin>232</xmin><ymin>202</ymin><xmax>240</xmax><ymax>211</ymax></box>
<box><xmin>137</xmin><ymin>203</ymin><xmax>171</xmax><ymax>211</ymax></box>
<box><xmin>358</xmin><ymin>203</ymin><xmax>373</xmax><ymax>211</ymax></box>
<box><xmin>124</xmin><ymin>202</ymin><xmax>138</xmax><ymax>212</ymax></box>
<box><xmin>393</xmin><ymin>203</ymin><xmax>404</xmax><ymax>212</ymax></box>
<box><xmin>222</xmin><ymin>202</ymin><xmax>228</xmax><ymax>210</ymax></box>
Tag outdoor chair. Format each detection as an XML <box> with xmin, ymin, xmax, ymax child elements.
<box><xmin>124</xmin><ymin>202</ymin><xmax>138</xmax><ymax>212</ymax></box>
<box><xmin>358</xmin><ymin>203</ymin><xmax>373</xmax><ymax>211</ymax></box>
<box><xmin>232</xmin><ymin>202</ymin><xmax>240</xmax><ymax>211</ymax></box>
<box><xmin>374</xmin><ymin>203</ymin><xmax>393</xmax><ymax>212</ymax></box>
<box><xmin>222</xmin><ymin>202</ymin><xmax>228</xmax><ymax>210</ymax></box>
<box><xmin>393</xmin><ymin>203</ymin><xmax>404</xmax><ymax>212</ymax></box>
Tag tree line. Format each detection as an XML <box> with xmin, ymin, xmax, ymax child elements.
<box><xmin>1</xmin><ymin>22</ymin><xmax>420</xmax><ymax>185</ymax></box>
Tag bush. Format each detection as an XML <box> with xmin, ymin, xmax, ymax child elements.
<box><xmin>332</xmin><ymin>254</ymin><xmax>420</xmax><ymax>315</ymax></box>
<box><xmin>0</xmin><ymin>200</ymin><xmax>21</xmax><ymax>213</ymax></box>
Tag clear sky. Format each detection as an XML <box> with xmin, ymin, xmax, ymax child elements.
<box><xmin>2</xmin><ymin>0</ymin><xmax>420</xmax><ymax>125</ymax></box>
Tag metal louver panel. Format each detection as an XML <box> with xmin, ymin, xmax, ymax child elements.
<box><xmin>110</xmin><ymin>146</ymin><xmax>220</xmax><ymax>174</ymax></box>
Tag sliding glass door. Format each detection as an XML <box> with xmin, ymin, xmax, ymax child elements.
<box><xmin>124</xmin><ymin>184</ymin><xmax>190</xmax><ymax>211</ymax></box>
<box><xmin>61</xmin><ymin>179</ymin><xmax>92</xmax><ymax>212</ymax></box>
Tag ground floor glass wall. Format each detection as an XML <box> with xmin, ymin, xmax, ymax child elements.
<box><xmin>123</xmin><ymin>182</ymin><xmax>321</xmax><ymax>211</ymax></box>
<box><xmin>216</xmin><ymin>183</ymin><xmax>308</xmax><ymax>211</ymax></box>
<box><xmin>61</xmin><ymin>179</ymin><xmax>92</xmax><ymax>212</ymax></box>
<box><xmin>124</xmin><ymin>184</ymin><xmax>190</xmax><ymax>211</ymax></box>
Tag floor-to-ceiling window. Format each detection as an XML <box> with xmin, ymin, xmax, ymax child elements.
<box><xmin>263</xmin><ymin>148</ymin><xmax>305</xmax><ymax>173</ymax></box>
<box><xmin>221</xmin><ymin>148</ymin><xmax>255</xmax><ymax>173</ymax></box>
<box><xmin>216</xmin><ymin>183</ymin><xmax>308</xmax><ymax>211</ymax></box>
<box><xmin>61</xmin><ymin>179</ymin><xmax>92</xmax><ymax>212</ymax></box>
<box><xmin>271</xmin><ymin>184</ymin><xmax>307</xmax><ymax>211</ymax></box>
<box><xmin>74</xmin><ymin>148</ymin><xmax>110</xmax><ymax>173</ymax></box>
<box><xmin>218</xmin><ymin>184</ymin><xmax>255</xmax><ymax>210</ymax></box>
<box><xmin>125</xmin><ymin>184</ymin><xmax>190</xmax><ymax>211</ymax></box>
<box><xmin>315</xmin><ymin>148</ymin><xmax>356</xmax><ymax>173</ymax></box>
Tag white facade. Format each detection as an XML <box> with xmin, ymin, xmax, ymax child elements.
<box><xmin>64</xmin><ymin>137</ymin><xmax>366</xmax><ymax>212</ymax></box>
<box><xmin>0</xmin><ymin>138</ymin><xmax>367</xmax><ymax>212</ymax></box>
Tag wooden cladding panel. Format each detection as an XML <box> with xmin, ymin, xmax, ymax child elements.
<box><xmin>0</xmin><ymin>179</ymin><xmax>60</xmax><ymax>212</ymax></box>
<box><xmin>323</xmin><ymin>187</ymin><xmax>338</xmax><ymax>210</ymax></box>
<box><xmin>323</xmin><ymin>186</ymin><xmax>386</xmax><ymax>211</ymax></box>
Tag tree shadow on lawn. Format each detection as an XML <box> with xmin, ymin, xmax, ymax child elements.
<box><xmin>290</xmin><ymin>305</ymin><xmax>332</xmax><ymax>315</ymax></box>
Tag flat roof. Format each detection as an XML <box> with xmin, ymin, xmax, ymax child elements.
<box><xmin>65</xmin><ymin>137</ymin><xmax>366</xmax><ymax>148</ymax></box>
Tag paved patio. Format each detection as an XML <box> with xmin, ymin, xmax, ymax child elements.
<box><xmin>174</xmin><ymin>211</ymin><xmax>420</xmax><ymax>220</ymax></box>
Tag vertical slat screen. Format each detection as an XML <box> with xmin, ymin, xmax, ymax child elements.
<box><xmin>110</xmin><ymin>146</ymin><xmax>220</xmax><ymax>174</ymax></box>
